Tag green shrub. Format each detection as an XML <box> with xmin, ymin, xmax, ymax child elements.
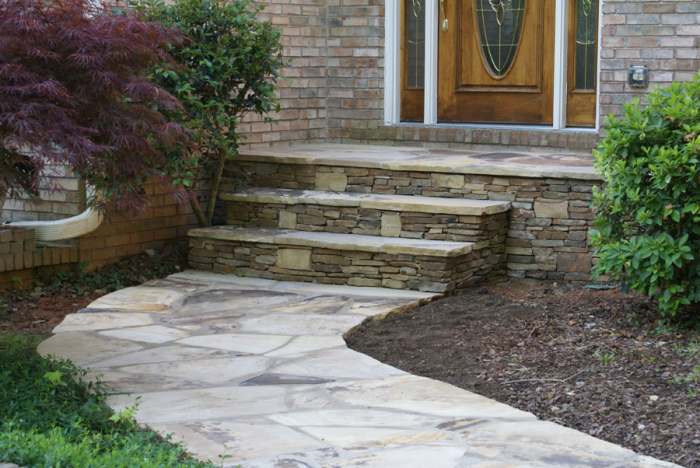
<box><xmin>0</xmin><ymin>333</ymin><xmax>213</xmax><ymax>467</ymax></box>
<box><xmin>592</xmin><ymin>73</ymin><xmax>700</xmax><ymax>321</ymax></box>
<box><xmin>135</xmin><ymin>0</ymin><xmax>283</xmax><ymax>226</ymax></box>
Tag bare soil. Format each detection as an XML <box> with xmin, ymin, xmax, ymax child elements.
<box><xmin>0</xmin><ymin>245</ymin><xmax>187</xmax><ymax>335</ymax></box>
<box><xmin>346</xmin><ymin>279</ymin><xmax>700</xmax><ymax>467</ymax></box>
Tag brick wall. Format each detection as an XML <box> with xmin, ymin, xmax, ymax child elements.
<box><xmin>242</xmin><ymin>0</ymin><xmax>329</xmax><ymax>148</ymax></box>
<box><xmin>0</xmin><ymin>227</ymin><xmax>78</xmax><ymax>287</ymax></box>
<box><xmin>3</xmin><ymin>1</ymin><xmax>697</xmax><ymax>157</ymax></box>
<box><xmin>247</xmin><ymin>0</ymin><xmax>599</xmax><ymax>150</ymax></box>
<box><xmin>1</xmin><ymin>165</ymin><xmax>82</xmax><ymax>222</ymax></box>
<box><xmin>0</xmin><ymin>181</ymin><xmax>206</xmax><ymax>288</ymax></box>
<box><xmin>3</xmin><ymin>0</ymin><xmax>698</xmax><ymax>280</ymax></box>
<box><xmin>325</xmin><ymin>0</ymin><xmax>385</xmax><ymax>139</ymax></box>
<box><xmin>599</xmin><ymin>1</ymin><xmax>700</xmax><ymax>119</ymax></box>
<box><xmin>75</xmin><ymin>182</ymin><xmax>203</xmax><ymax>270</ymax></box>
<box><xmin>323</xmin><ymin>0</ymin><xmax>700</xmax><ymax>139</ymax></box>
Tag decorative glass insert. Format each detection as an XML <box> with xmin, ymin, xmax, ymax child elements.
<box><xmin>574</xmin><ymin>0</ymin><xmax>599</xmax><ymax>90</ymax></box>
<box><xmin>475</xmin><ymin>0</ymin><xmax>526</xmax><ymax>78</ymax></box>
<box><xmin>405</xmin><ymin>0</ymin><xmax>425</xmax><ymax>89</ymax></box>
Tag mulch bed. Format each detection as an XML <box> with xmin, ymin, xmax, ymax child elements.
<box><xmin>0</xmin><ymin>245</ymin><xmax>187</xmax><ymax>335</ymax></box>
<box><xmin>0</xmin><ymin>292</ymin><xmax>100</xmax><ymax>335</ymax></box>
<box><xmin>346</xmin><ymin>279</ymin><xmax>700</xmax><ymax>467</ymax></box>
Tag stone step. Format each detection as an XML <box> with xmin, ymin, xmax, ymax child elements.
<box><xmin>224</xmin><ymin>143</ymin><xmax>600</xmax><ymax>283</ymax></box>
<box><xmin>221</xmin><ymin>188</ymin><xmax>510</xmax><ymax>216</ymax></box>
<box><xmin>235</xmin><ymin>144</ymin><xmax>599</xmax><ymax>181</ymax></box>
<box><xmin>188</xmin><ymin>226</ymin><xmax>495</xmax><ymax>293</ymax></box>
<box><xmin>222</xmin><ymin>188</ymin><xmax>510</xmax><ymax>245</ymax></box>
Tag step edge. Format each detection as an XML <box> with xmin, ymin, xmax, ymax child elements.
<box><xmin>171</xmin><ymin>270</ymin><xmax>439</xmax><ymax>300</ymax></box>
<box><xmin>220</xmin><ymin>189</ymin><xmax>511</xmax><ymax>216</ymax></box>
<box><xmin>237</xmin><ymin>151</ymin><xmax>602</xmax><ymax>181</ymax></box>
<box><xmin>188</xmin><ymin>227</ymin><xmax>474</xmax><ymax>258</ymax></box>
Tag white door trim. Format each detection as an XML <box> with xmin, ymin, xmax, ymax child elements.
<box><xmin>383</xmin><ymin>0</ymin><xmax>400</xmax><ymax>125</ymax></box>
<box><xmin>595</xmin><ymin>0</ymin><xmax>604</xmax><ymax>130</ymax></box>
<box><xmin>423</xmin><ymin>0</ymin><xmax>439</xmax><ymax>124</ymax></box>
<box><xmin>552</xmin><ymin>0</ymin><xmax>568</xmax><ymax>129</ymax></box>
<box><xmin>384</xmin><ymin>0</ymin><xmax>602</xmax><ymax>130</ymax></box>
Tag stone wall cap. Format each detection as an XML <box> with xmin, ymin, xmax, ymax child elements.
<box><xmin>188</xmin><ymin>226</ymin><xmax>474</xmax><ymax>257</ymax></box>
<box><xmin>239</xmin><ymin>143</ymin><xmax>602</xmax><ymax>182</ymax></box>
<box><xmin>221</xmin><ymin>188</ymin><xmax>511</xmax><ymax>216</ymax></box>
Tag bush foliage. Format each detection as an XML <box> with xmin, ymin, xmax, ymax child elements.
<box><xmin>0</xmin><ymin>0</ymin><xmax>189</xmax><ymax>211</ymax></box>
<box><xmin>136</xmin><ymin>0</ymin><xmax>283</xmax><ymax>225</ymax></box>
<box><xmin>0</xmin><ymin>333</ymin><xmax>213</xmax><ymax>467</ymax></box>
<box><xmin>593</xmin><ymin>73</ymin><xmax>700</xmax><ymax>320</ymax></box>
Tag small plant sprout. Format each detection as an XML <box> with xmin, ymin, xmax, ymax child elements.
<box><xmin>594</xmin><ymin>349</ymin><xmax>617</xmax><ymax>366</ymax></box>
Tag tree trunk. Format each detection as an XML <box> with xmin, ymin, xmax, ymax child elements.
<box><xmin>189</xmin><ymin>189</ymin><xmax>208</xmax><ymax>227</ymax></box>
<box><xmin>0</xmin><ymin>182</ymin><xmax>7</xmax><ymax>222</ymax></box>
<box><xmin>205</xmin><ymin>149</ymin><xmax>228</xmax><ymax>226</ymax></box>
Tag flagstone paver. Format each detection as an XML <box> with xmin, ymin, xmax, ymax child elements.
<box><xmin>39</xmin><ymin>271</ymin><xmax>678</xmax><ymax>467</ymax></box>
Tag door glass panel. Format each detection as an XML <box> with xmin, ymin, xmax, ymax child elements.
<box><xmin>405</xmin><ymin>0</ymin><xmax>425</xmax><ymax>89</ymax></box>
<box><xmin>574</xmin><ymin>0</ymin><xmax>598</xmax><ymax>90</ymax></box>
<box><xmin>475</xmin><ymin>0</ymin><xmax>526</xmax><ymax>78</ymax></box>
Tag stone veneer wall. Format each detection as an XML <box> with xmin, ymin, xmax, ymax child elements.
<box><xmin>232</xmin><ymin>160</ymin><xmax>601</xmax><ymax>281</ymax></box>
<box><xmin>224</xmin><ymin>200</ymin><xmax>508</xmax><ymax>275</ymax></box>
<box><xmin>188</xmin><ymin>238</ymin><xmax>487</xmax><ymax>292</ymax></box>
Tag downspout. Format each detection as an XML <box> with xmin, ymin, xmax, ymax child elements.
<box><xmin>7</xmin><ymin>185</ymin><xmax>103</xmax><ymax>242</ymax></box>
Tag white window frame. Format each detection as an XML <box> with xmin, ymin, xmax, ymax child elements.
<box><xmin>384</xmin><ymin>0</ymin><xmax>603</xmax><ymax>130</ymax></box>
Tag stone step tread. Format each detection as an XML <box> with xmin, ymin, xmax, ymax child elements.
<box><xmin>237</xmin><ymin>143</ymin><xmax>600</xmax><ymax>180</ymax></box>
<box><xmin>189</xmin><ymin>226</ymin><xmax>473</xmax><ymax>258</ymax></box>
<box><xmin>221</xmin><ymin>188</ymin><xmax>510</xmax><ymax>216</ymax></box>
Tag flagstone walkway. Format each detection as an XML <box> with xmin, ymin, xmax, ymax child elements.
<box><xmin>39</xmin><ymin>271</ymin><xmax>677</xmax><ymax>467</ymax></box>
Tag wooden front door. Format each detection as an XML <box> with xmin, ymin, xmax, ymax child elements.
<box><xmin>438</xmin><ymin>0</ymin><xmax>555</xmax><ymax>124</ymax></box>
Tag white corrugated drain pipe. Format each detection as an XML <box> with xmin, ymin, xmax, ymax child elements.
<box><xmin>8</xmin><ymin>188</ymin><xmax>103</xmax><ymax>242</ymax></box>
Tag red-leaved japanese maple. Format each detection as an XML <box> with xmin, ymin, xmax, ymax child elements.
<box><xmin>0</xmin><ymin>0</ymin><xmax>189</xmax><ymax>211</ymax></box>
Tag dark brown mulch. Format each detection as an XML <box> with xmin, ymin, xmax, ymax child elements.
<box><xmin>0</xmin><ymin>293</ymin><xmax>100</xmax><ymax>335</ymax></box>
<box><xmin>346</xmin><ymin>279</ymin><xmax>700</xmax><ymax>467</ymax></box>
<box><xmin>0</xmin><ymin>244</ymin><xmax>187</xmax><ymax>335</ymax></box>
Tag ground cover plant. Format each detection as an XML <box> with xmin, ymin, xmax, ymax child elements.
<box><xmin>0</xmin><ymin>245</ymin><xmax>206</xmax><ymax>466</ymax></box>
<box><xmin>0</xmin><ymin>0</ymin><xmax>190</xmax><ymax>211</ymax></box>
<box><xmin>136</xmin><ymin>0</ymin><xmax>283</xmax><ymax>226</ymax></box>
<box><xmin>0</xmin><ymin>332</ymin><xmax>215</xmax><ymax>467</ymax></box>
<box><xmin>593</xmin><ymin>73</ymin><xmax>700</xmax><ymax>322</ymax></box>
<box><xmin>347</xmin><ymin>280</ymin><xmax>700</xmax><ymax>467</ymax></box>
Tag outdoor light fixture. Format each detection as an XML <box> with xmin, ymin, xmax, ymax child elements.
<box><xmin>628</xmin><ymin>65</ymin><xmax>649</xmax><ymax>89</ymax></box>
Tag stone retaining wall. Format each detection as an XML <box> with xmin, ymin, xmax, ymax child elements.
<box><xmin>229</xmin><ymin>161</ymin><xmax>601</xmax><ymax>281</ymax></box>
<box><xmin>189</xmin><ymin>238</ymin><xmax>490</xmax><ymax>293</ymax></box>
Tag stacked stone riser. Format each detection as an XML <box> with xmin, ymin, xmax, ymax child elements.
<box><xmin>227</xmin><ymin>161</ymin><xmax>599</xmax><ymax>282</ymax></box>
<box><xmin>224</xmin><ymin>203</ymin><xmax>507</xmax><ymax>278</ymax></box>
<box><xmin>226</xmin><ymin>202</ymin><xmax>507</xmax><ymax>244</ymax></box>
<box><xmin>189</xmin><ymin>238</ymin><xmax>488</xmax><ymax>293</ymax></box>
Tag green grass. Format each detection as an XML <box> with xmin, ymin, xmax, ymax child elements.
<box><xmin>0</xmin><ymin>333</ymin><xmax>214</xmax><ymax>468</ymax></box>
